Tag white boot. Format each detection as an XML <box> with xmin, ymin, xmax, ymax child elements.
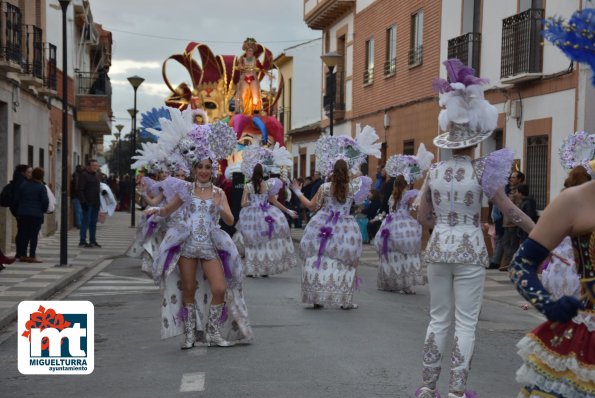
<box><xmin>180</xmin><ymin>303</ymin><xmax>196</xmax><ymax>350</ymax></box>
<box><xmin>206</xmin><ymin>303</ymin><xmax>235</xmax><ymax>347</ymax></box>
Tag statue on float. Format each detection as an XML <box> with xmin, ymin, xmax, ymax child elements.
<box><xmin>161</xmin><ymin>38</ymin><xmax>285</xmax><ymax>178</ymax></box>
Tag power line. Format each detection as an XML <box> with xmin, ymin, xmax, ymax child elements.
<box><xmin>106</xmin><ymin>27</ymin><xmax>319</xmax><ymax>44</ymax></box>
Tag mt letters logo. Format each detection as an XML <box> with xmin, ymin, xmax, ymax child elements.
<box><xmin>18</xmin><ymin>301</ymin><xmax>94</xmax><ymax>374</ymax></box>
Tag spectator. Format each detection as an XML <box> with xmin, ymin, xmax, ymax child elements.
<box><xmin>380</xmin><ymin>169</ymin><xmax>395</xmax><ymax>214</ymax></box>
<box><xmin>488</xmin><ymin>203</ymin><xmax>504</xmax><ymax>269</ymax></box>
<box><xmin>516</xmin><ymin>183</ymin><xmax>538</xmax><ymax>241</ymax></box>
<box><xmin>14</xmin><ymin>168</ymin><xmax>49</xmax><ymax>263</ymax></box>
<box><xmin>301</xmin><ymin>176</ymin><xmax>313</xmax><ymax>224</ymax></box>
<box><xmin>11</xmin><ymin>165</ymin><xmax>32</xmax><ymax>260</ymax></box>
<box><xmin>288</xmin><ymin>177</ymin><xmax>304</xmax><ymax>228</ymax></box>
<box><xmin>77</xmin><ymin>159</ymin><xmax>101</xmax><ymax>248</ymax></box>
<box><xmin>365</xmin><ymin>189</ymin><xmax>383</xmax><ymax>241</ymax></box>
<box><xmin>308</xmin><ymin>171</ymin><xmax>323</xmax><ymax>199</ymax></box>
<box><xmin>71</xmin><ymin>165</ymin><xmax>83</xmax><ymax>228</ymax></box>
<box><xmin>118</xmin><ymin>174</ymin><xmax>131</xmax><ymax>212</ymax></box>
<box><xmin>499</xmin><ymin>170</ymin><xmax>524</xmax><ymax>271</ymax></box>
<box><xmin>373</xmin><ymin>165</ymin><xmax>386</xmax><ymax>191</ymax></box>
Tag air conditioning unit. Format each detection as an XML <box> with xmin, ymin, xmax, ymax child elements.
<box><xmin>383</xmin><ymin>113</ymin><xmax>390</xmax><ymax>128</ymax></box>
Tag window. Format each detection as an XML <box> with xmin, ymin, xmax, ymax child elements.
<box><xmin>28</xmin><ymin>145</ymin><xmax>34</xmax><ymax>167</ymax></box>
<box><xmin>364</xmin><ymin>38</ymin><xmax>374</xmax><ymax>85</ymax></box>
<box><xmin>462</xmin><ymin>0</ymin><xmax>481</xmax><ymax>34</ymax></box>
<box><xmin>520</xmin><ymin>0</ymin><xmax>544</xmax><ymax>12</ymax></box>
<box><xmin>501</xmin><ymin>6</ymin><xmax>544</xmax><ymax>78</ymax></box>
<box><xmin>293</xmin><ymin>157</ymin><xmax>298</xmax><ymax>179</ymax></box>
<box><xmin>526</xmin><ymin>135</ymin><xmax>548</xmax><ymax>210</ymax></box>
<box><xmin>384</xmin><ymin>25</ymin><xmax>396</xmax><ymax>76</ymax></box>
<box><xmin>310</xmin><ymin>155</ymin><xmax>316</xmax><ymax>177</ymax></box>
<box><xmin>403</xmin><ymin>140</ymin><xmax>415</xmax><ymax>155</ymax></box>
<box><xmin>409</xmin><ymin>11</ymin><xmax>423</xmax><ymax>66</ymax></box>
<box><xmin>39</xmin><ymin>148</ymin><xmax>44</xmax><ymax>168</ymax></box>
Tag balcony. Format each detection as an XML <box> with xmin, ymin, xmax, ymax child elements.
<box><xmin>363</xmin><ymin>67</ymin><xmax>374</xmax><ymax>85</ymax></box>
<box><xmin>448</xmin><ymin>32</ymin><xmax>481</xmax><ymax>73</ymax></box>
<box><xmin>408</xmin><ymin>45</ymin><xmax>423</xmax><ymax>67</ymax></box>
<box><xmin>500</xmin><ymin>8</ymin><xmax>544</xmax><ymax>84</ymax></box>
<box><xmin>304</xmin><ymin>0</ymin><xmax>355</xmax><ymax>30</ymax></box>
<box><xmin>0</xmin><ymin>2</ymin><xmax>22</xmax><ymax>72</ymax></box>
<box><xmin>75</xmin><ymin>70</ymin><xmax>112</xmax><ymax>135</ymax></box>
<box><xmin>323</xmin><ymin>70</ymin><xmax>345</xmax><ymax>120</ymax></box>
<box><xmin>20</xmin><ymin>25</ymin><xmax>43</xmax><ymax>87</ymax></box>
<box><xmin>39</xmin><ymin>43</ymin><xmax>57</xmax><ymax>95</ymax></box>
<box><xmin>384</xmin><ymin>58</ymin><xmax>396</xmax><ymax>77</ymax></box>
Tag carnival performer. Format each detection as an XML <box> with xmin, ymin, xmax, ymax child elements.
<box><xmin>414</xmin><ymin>59</ymin><xmax>536</xmax><ymax>398</ymax></box>
<box><xmin>235</xmin><ymin>37</ymin><xmax>262</xmax><ymax>115</ymax></box>
<box><xmin>233</xmin><ymin>144</ymin><xmax>298</xmax><ymax>277</ymax></box>
<box><xmin>510</xmin><ymin>131</ymin><xmax>595</xmax><ymax>398</ymax></box>
<box><xmin>373</xmin><ymin>145</ymin><xmax>433</xmax><ymax>294</ymax></box>
<box><xmin>290</xmin><ymin>125</ymin><xmax>380</xmax><ymax>309</ymax></box>
<box><xmin>139</xmin><ymin>109</ymin><xmax>251</xmax><ymax>349</ymax></box>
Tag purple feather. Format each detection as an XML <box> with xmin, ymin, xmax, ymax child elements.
<box><xmin>218</xmin><ymin>250</ymin><xmax>233</xmax><ymax>280</ymax></box>
<box><xmin>432</xmin><ymin>77</ymin><xmax>452</xmax><ymax>93</ymax></box>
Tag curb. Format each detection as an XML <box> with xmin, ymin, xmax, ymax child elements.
<box><xmin>0</xmin><ymin>255</ymin><xmax>115</xmax><ymax>331</ymax></box>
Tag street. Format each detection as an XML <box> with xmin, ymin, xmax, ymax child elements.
<box><xmin>0</xmin><ymin>240</ymin><xmax>542</xmax><ymax>397</ymax></box>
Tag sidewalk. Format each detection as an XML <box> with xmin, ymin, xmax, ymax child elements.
<box><xmin>0</xmin><ymin>211</ymin><xmax>136</xmax><ymax>329</ymax></box>
<box><xmin>289</xmin><ymin>227</ymin><xmax>530</xmax><ymax>310</ymax></box>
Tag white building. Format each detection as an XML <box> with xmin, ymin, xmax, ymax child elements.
<box><xmin>440</xmin><ymin>0</ymin><xmax>595</xmax><ymax>210</ymax></box>
<box><xmin>275</xmin><ymin>38</ymin><xmax>323</xmax><ymax>178</ymax></box>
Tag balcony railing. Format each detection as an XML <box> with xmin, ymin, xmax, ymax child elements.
<box><xmin>323</xmin><ymin>70</ymin><xmax>345</xmax><ymax>116</ymax></box>
<box><xmin>76</xmin><ymin>70</ymin><xmax>112</xmax><ymax>96</ymax></box>
<box><xmin>448</xmin><ymin>32</ymin><xmax>481</xmax><ymax>73</ymax></box>
<box><xmin>363</xmin><ymin>67</ymin><xmax>374</xmax><ymax>85</ymax></box>
<box><xmin>0</xmin><ymin>2</ymin><xmax>22</xmax><ymax>64</ymax></box>
<box><xmin>44</xmin><ymin>43</ymin><xmax>57</xmax><ymax>90</ymax></box>
<box><xmin>408</xmin><ymin>44</ymin><xmax>423</xmax><ymax>67</ymax></box>
<box><xmin>500</xmin><ymin>8</ymin><xmax>544</xmax><ymax>79</ymax></box>
<box><xmin>22</xmin><ymin>25</ymin><xmax>43</xmax><ymax>79</ymax></box>
<box><xmin>384</xmin><ymin>58</ymin><xmax>396</xmax><ymax>77</ymax></box>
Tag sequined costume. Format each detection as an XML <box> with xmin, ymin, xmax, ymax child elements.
<box><xmin>300</xmin><ymin>176</ymin><xmax>371</xmax><ymax>307</ymax></box>
<box><xmin>155</xmin><ymin>177</ymin><xmax>252</xmax><ymax>344</ymax></box>
<box><xmin>515</xmin><ymin>230</ymin><xmax>595</xmax><ymax>398</ymax></box>
<box><xmin>233</xmin><ymin>178</ymin><xmax>297</xmax><ymax>276</ymax></box>
<box><xmin>374</xmin><ymin>189</ymin><xmax>424</xmax><ymax>292</ymax></box>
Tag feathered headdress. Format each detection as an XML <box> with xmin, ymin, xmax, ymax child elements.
<box><xmin>240</xmin><ymin>142</ymin><xmax>292</xmax><ymax>179</ymax></box>
<box><xmin>543</xmin><ymin>7</ymin><xmax>595</xmax><ymax>86</ymax></box>
<box><xmin>315</xmin><ymin>124</ymin><xmax>382</xmax><ymax>177</ymax></box>
<box><xmin>558</xmin><ymin>131</ymin><xmax>595</xmax><ymax>177</ymax></box>
<box><xmin>385</xmin><ymin>143</ymin><xmax>435</xmax><ymax>183</ymax></box>
<box><xmin>432</xmin><ymin>59</ymin><xmax>498</xmax><ymax>149</ymax></box>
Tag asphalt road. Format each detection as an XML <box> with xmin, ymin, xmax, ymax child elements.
<box><xmin>0</xmin><ymin>255</ymin><xmax>542</xmax><ymax>397</ymax></box>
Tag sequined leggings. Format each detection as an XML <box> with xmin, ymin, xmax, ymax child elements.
<box><xmin>421</xmin><ymin>263</ymin><xmax>485</xmax><ymax>393</ymax></box>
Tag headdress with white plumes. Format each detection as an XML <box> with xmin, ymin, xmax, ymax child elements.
<box><xmin>240</xmin><ymin>143</ymin><xmax>293</xmax><ymax>180</ymax></box>
<box><xmin>131</xmin><ymin>142</ymin><xmax>169</xmax><ymax>172</ymax></box>
<box><xmin>315</xmin><ymin>124</ymin><xmax>382</xmax><ymax>176</ymax></box>
<box><xmin>432</xmin><ymin>59</ymin><xmax>498</xmax><ymax>149</ymax></box>
<box><xmin>385</xmin><ymin>144</ymin><xmax>434</xmax><ymax>184</ymax></box>
<box><xmin>558</xmin><ymin>131</ymin><xmax>595</xmax><ymax>177</ymax></box>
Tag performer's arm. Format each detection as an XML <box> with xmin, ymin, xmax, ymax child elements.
<box><xmin>144</xmin><ymin>195</ymin><xmax>183</xmax><ymax>218</ymax></box>
<box><xmin>416</xmin><ymin>176</ymin><xmax>435</xmax><ymax>228</ymax></box>
<box><xmin>491</xmin><ymin>188</ymin><xmax>535</xmax><ymax>234</ymax></box>
<box><xmin>240</xmin><ymin>188</ymin><xmax>250</xmax><ymax>208</ymax></box>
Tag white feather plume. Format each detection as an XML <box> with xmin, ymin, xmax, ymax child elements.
<box><xmin>415</xmin><ymin>143</ymin><xmax>434</xmax><ymax>172</ymax></box>
<box><xmin>355</xmin><ymin>124</ymin><xmax>381</xmax><ymax>158</ymax></box>
<box><xmin>271</xmin><ymin>142</ymin><xmax>293</xmax><ymax>167</ymax></box>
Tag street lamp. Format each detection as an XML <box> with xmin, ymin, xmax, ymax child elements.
<box><xmin>114</xmin><ymin>124</ymin><xmax>124</xmax><ymax>177</ymax></box>
<box><xmin>58</xmin><ymin>0</ymin><xmax>71</xmax><ymax>267</ymax></box>
<box><xmin>127</xmin><ymin>104</ymin><xmax>140</xmax><ymax>227</ymax></box>
<box><xmin>321</xmin><ymin>51</ymin><xmax>342</xmax><ymax>136</ymax></box>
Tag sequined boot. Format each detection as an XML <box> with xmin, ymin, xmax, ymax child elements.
<box><xmin>415</xmin><ymin>386</ymin><xmax>441</xmax><ymax>398</ymax></box>
<box><xmin>180</xmin><ymin>303</ymin><xmax>196</xmax><ymax>350</ymax></box>
<box><xmin>206</xmin><ymin>303</ymin><xmax>235</xmax><ymax>347</ymax></box>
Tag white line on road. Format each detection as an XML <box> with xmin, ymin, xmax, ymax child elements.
<box><xmin>179</xmin><ymin>372</ymin><xmax>205</xmax><ymax>392</ymax></box>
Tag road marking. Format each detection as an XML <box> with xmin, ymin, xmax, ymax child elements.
<box><xmin>179</xmin><ymin>372</ymin><xmax>206</xmax><ymax>392</ymax></box>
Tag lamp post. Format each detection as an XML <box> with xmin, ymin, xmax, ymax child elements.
<box><xmin>58</xmin><ymin>0</ymin><xmax>71</xmax><ymax>267</ymax></box>
<box><xmin>127</xmin><ymin>105</ymin><xmax>140</xmax><ymax>227</ymax></box>
<box><xmin>321</xmin><ymin>51</ymin><xmax>342</xmax><ymax>136</ymax></box>
<box><xmin>114</xmin><ymin>124</ymin><xmax>124</xmax><ymax>177</ymax></box>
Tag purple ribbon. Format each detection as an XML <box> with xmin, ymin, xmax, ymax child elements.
<box><xmin>262</xmin><ymin>216</ymin><xmax>275</xmax><ymax>239</ymax></box>
<box><xmin>380</xmin><ymin>214</ymin><xmax>394</xmax><ymax>260</ymax></box>
<box><xmin>354</xmin><ymin>275</ymin><xmax>363</xmax><ymax>290</ymax></box>
<box><xmin>220</xmin><ymin>304</ymin><xmax>228</xmax><ymax>323</ymax></box>
<box><xmin>175</xmin><ymin>306</ymin><xmax>188</xmax><ymax>325</ymax></box>
<box><xmin>218</xmin><ymin>250</ymin><xmax>232</xmax><ymax>280</ymax></box>
<box><xmin>145</xmin><ymin>220</ymin><xmax>158</xmax><ymax>239</ymax></box>
<box><xmin>259</xmin><ymin>202</ymin><xmax>271</xmax><ymax>212</ymax></box>
<box><xmin>164</xmin><ymin>244</ymin><xmax>181</xmax><ymax>274</ymax></box>
<box><xmin>313</xmin><ymin>211</ymin><xmax>342</xmax><ymax>269</ymax></box>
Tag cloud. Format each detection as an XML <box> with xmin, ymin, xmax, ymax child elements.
<box><xmin>110</xmin><ymin>60</ymin><xmax>162</xmax><ymax>75</ymax></box>
<box><xmin>111</xmin><ymin>79</ymin><xmax>170</xmax><ymax>98</ymax></box>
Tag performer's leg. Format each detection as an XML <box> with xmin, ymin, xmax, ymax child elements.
<box><xmin>177</xmin><ymin>256</ymin><xmax>199</xmax><ymax>349</ymax></box>
<box><xmin>449</xmin><ymin>264</ymin><xmax>486</xmax><ymax>396</ymax></box>
<box><xmin>201</xmin><ymin>257</ymin><xmax>234</xmax><ymax>347</ymax></box>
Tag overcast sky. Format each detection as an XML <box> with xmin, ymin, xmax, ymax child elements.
<box><xmin>89</xmin><ymin>0</ymin><xmax>319</xmax><ymax>148</ymax></box>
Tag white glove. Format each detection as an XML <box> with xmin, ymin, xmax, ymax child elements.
<box><xmin>285</xmin><ymin>209</ymin><xmax>298</xmax><ymax>219</ymax></box>
<box><xmin>145</xmin><ymin>207</ymin><xmax>160</xmax><ymax>216</ymax></box>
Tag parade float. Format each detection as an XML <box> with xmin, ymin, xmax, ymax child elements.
<box><xmin>151</xmin><ymin>38</ymin><xmax>286</xmax><ymax>179</ymax></box>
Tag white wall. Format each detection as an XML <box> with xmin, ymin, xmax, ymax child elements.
<box><xmin>356</xmin><ymin>0</ymin><xmax>377</xmax><ymax>14</ymax></box>
<box><xmin>286</xmin><ymin>39</ymin><xmax>322</xmax><ymax>129</ymax></box>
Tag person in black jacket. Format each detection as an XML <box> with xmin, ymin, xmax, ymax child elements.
<box><xmin>517</xmin><ymin>184</ymin><xmax>538</xmax><ymax>242</ymax></box>
<box><xmin>11</xmin><ymin>164</ymin><xmax>32</xmax><ymax>260</ymax></box>
<box><xmin>14</xmin><ymin>168</ymin><xmax>49</xmax><ymax>263</ymax></box>
<box><xmin>77</xmin><ymin>159</ymin><xmax>101</xmax><ymax>248</ymax></box>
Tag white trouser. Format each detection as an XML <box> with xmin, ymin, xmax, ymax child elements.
<box><xmin>421</xmin><ymin>262</ymin><xmax>485</xmax><ymax>394</ymax></box>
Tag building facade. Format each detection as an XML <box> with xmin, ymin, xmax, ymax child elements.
<box><xmin>0</xmin><ymin>0</ymin><xmax>112</xmax><ymax>253</ymax></box>
<box><xmin>275</xmin><ymin>38</ymin><xmax>322</xmax><ymax>179</ymax></box>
